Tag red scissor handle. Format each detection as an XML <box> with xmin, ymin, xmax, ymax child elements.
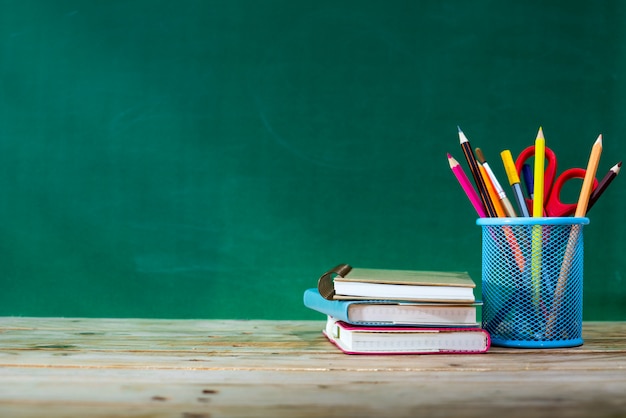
<box><xmin>544</xmin><ymin>168</ymin><xmax>599</xmax><ymax>217</ymax></box>
<box><xmin>515</xmin><ymin>145</ymin><xmax>558</xmax><ymax>204</ymax></box>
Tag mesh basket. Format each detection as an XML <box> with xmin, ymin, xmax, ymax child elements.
<box><xmin>476</xmin><ymin>217</ymin><xmax>589</xmax><ymax>348</ymax></box>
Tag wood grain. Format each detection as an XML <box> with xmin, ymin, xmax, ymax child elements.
<box><xmin>1</xmin><ymin>318</ymin><xmax>625</xmax><ymax>417</ymax></box>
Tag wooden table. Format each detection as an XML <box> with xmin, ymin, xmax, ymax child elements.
<box><xmin>1</xmin><ymin>318</ymin><xmax>625</xmax><ymax>417</ymax></box>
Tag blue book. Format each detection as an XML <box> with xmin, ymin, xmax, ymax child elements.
<box><xmin>303</xmin><ymin>288</ymin><xmax>480</xmax><ymax>327</ymax></box>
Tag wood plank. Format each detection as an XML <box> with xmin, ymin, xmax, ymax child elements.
<box><xmin>2</xmin><ymin>368</ymin><xmax>626</xmax><ymax>418</ymax></box>
<box><xmin>1</xmin><ymin>318</ymin><xmax>625</xmax><ymax>370</ymax></box>
<box><xmin>1</xmin><ymin>318</ymin><xmax>626</xmax><ymax>417</ymax></box>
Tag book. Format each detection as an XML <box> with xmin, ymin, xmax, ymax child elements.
<box><xmin>318</xmin><ymin>264</ymin><xmax>476</xmax><ymax>303</ymax></box>
<box><xmin>304</xmin><ymin>288</ymin><xmax>480</xmax><ymax>326</ymax></box>
<box><xmin>323</xmin><ymin>316</ymin><xmax>491</xmax><ymax>355</ymax></box>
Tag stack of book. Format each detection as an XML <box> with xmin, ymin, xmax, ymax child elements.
<box><xmin>303</xmin><ymin>264</ymin><xmax>491</xmax><ymax>354</ymax></box>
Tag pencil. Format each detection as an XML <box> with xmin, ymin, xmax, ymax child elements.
<box><xmin>547</xmin><ymin>134</ymin><xmax>603</xmax><ymax>336</ymax></box>
<box><xmin>522</xmin><ymin>164</ymin><xmax>534</xmax><ymax>200</ymax></box>
<box><xmin>458</xmin><ymin>127</ymin><xmax>497</xmax><ymax>217</ymax></box>
<box><xmin>587</xmin><ymin>162</ymin><xmax>622</xmax><ymax>212</ymax></box>
<box><xmin>533</xmin><ymin>127</ymin><xmax>546</xmax><ymax>217</ymax></box>
<box><xmin>476</xmin><ymin>147</ymin><xmax>517</xmax><ymax>217</ymax></box>
<box><xmin>531</xmin><ymin>127</ymin><xmax>545</xmax><ymax>307</ymax></box>
<box><xmin>447</xmin><ymin>153</ymin><xmax>487</xmax><ymax>218</ymax></box>
<box><xmin>575</xmin><ymin>135</ymin><xmax>603</xmax><ymax>217</ymax></box>
<box><xmin>501</xmin><ymin>150</ymin><xmax>531</xmax><ymax>217</ymax></box>
<box><xmin>479</xmin><ymin>163</ymin><xmax>506</xmax><ymax>217</ymax></box>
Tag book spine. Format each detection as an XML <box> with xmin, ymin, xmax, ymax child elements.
<box><xmin>303</xmin><ymin>289</ymin><xmax>350</xmax><ymax>322</ymax></box>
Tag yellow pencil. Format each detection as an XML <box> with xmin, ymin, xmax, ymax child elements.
<box><xmin>531</xmin><ymin>127</ymin><xmax>545</xmax><ymax>308</ymax></box>
<box><xmin>533</xmin><ymin>127</ymin><xmax>546</xmax><ymax>217</ymax></box>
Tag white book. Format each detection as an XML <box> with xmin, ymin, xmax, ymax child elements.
<box><xmin>331</xmin><ymin>268</ymin><xmax>476</xmax><ymax>303</ymax></box>
<box><xmin>323</xmin><ymin>316</ymin><xmax>490</xmax><ymax>355</ymax></box>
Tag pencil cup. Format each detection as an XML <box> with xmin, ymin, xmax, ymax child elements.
<box><xmin>476</xmin><ymin>217</ymin><xmax>589</xmax><ymax>348</ymax></box>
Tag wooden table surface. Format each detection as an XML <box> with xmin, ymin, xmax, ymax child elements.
<box><xmin>1</xmin><ymin>318</ymin><xmax>625</xmax><ymax>417</ymax></box>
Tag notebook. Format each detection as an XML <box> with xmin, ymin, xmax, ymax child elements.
<box><xmin>323</xmin><ymin>316</ymin><xmax>491</xmax><ymax>355</ymax></box>
<box><xmin>304</xmin><ymin>288</ymin><xmax>480</xmax><ymax>326</ymax></box>
<box><xmin>318</xmin><ymin>264</ymin><xmax>476</xmax><ymax>303</ymax></box>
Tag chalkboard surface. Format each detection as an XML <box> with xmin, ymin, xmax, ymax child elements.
<box><xmin>1</xmin><ymin>1</ymin><xmax>624</xmax><ymax>319</ymax></box>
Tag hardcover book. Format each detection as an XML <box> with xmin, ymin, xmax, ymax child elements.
<box><xmin>318</xmin><ymin>264</ymin><xmax>476</xmax><ymax>303</ymax></box>
<box><xmin>304</xmin><ymin>288</ymin><xmax>480</xmax><ymax>326</ymax></box>
<box><xmin>323</xmin><ymin>316</ymin><xmax>491</xmax><ymax>355</ymax></box>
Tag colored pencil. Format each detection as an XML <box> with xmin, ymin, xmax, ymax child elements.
<box><xmin>447</xmin><ymin>153</ymin><xmax>487</xmax><ymax>217</ymax></box>
<box><xmin>479</xmin><ymin>163</ymin><xmax>506</xmax><ymax>217</ymax></box>
<box><xmin>587</xmin><ymin>162</ymin><xmax>622</xmax><ymax>212</ymax></box>
<box><xmin>575</xmin><ymin>135</ymin><xmax>603</xmax><ymax>217</ymax></box>
<box><xmin>458</xmin><ymin>127</ymin><xmax>497</xmax><ymax>217</ymax></box>
<box><xmin>548</xmin><ymin>134</ymin><xmax>604</xmax><ymax>336</ymax></box>
<box><xmin>533</xmin><ymin>127</ymin><xmax>546</xmax><ymax>217</ymax></box>
<box><xmin>476</xmin><ymin>148</ymin><xmax>517</xmax><ymax>217</ymax></box>
<box><xmin>522</xmin><ymin>164</ymin><xmax>534</xmax><ymax>199</ymax></box>
<box><xmin>531</xmin><ymin>127</ymin><xmax>545</xmax><ymax>307</ymax></box>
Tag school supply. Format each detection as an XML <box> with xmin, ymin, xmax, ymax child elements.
<box><xmin>476</xmin><ymin>147</ymin><xmax>517</xmax><ymax>216</ymax></box>
<box><xmin>448</xmin><ymin>127</ymin><xmax>620</xmax><ymax>348</ymax></box>
<box><xmin>317</xmin><ymin>264</ymin><xmax>476</xmax><ymax>303</ymax></box>
<box><xmin>575</xmin><ymin>135</ymin><xmax>603</xmax><ymax>217</ymax></box>
<box><xmin>501</xmin><ymin>150</ymin><xmax>531</xmax><ymax>217</ymax></box>
<box><xmin>480</xmin><ymin>163</ymin><xmax>506</xmax><ymax>217</ymax></box>
<box><xmin>530</xmin><ymin>128</ymin><xmax>545</xmax><ymax>304</ymax></box>
<box><xmin>458</xmin><ymin>126</ymin><xmax>497</xmax><ymax>217</ymax></box>
<box><xmin>447</xmin><ymin>153</ymin><xmax>487</xmax><ymax>217</ymax></box>
<box><xmin>478</xmin><ymin>217</ymin><xmax>587</xmax><ymax>347</ymax></box>
<box><xmin>547</xmin><ymin>135</ymin><xmax>603</xmax><ymax>336</ymax></box>
<box><xmin>514</xmin><ymin>143</ymin><xmax>599</xmax><ymax>217</ymax></box>
<box><xmin>522</xmin><ymin>164</ymin><xmax>534</xmax><ymax>202</ymax></box>
<box><xmin>303</xmin><ymin>288</ymin><xmax>480</xmax><ymax>327</ymax></box>
<box><xmin>588</xmin><ymin>162</ymin><xmax>622</xmax><ymax>211</ymax></box>
<box><xmin>532</xmin><ymin>127</ymin><xmax>546</xmax><ymax>217</ymax></box>
<box><xmin>323</xmin><ymin>316</ymin><xmax>491</xmax><ymax>354</ymax></box>
<box><xmin>454</xmin><ymin>127</ymin><xmax>618</xmax><ymax>219</ymax></box>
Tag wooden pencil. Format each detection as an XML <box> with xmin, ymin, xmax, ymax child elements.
<box><xmin>458</xmin><ymin>127</ymin><xmax>497</xmax><ymax>217</ymax></box>
<box><xmin>587</xmin><ymin>161</ymin><xmax>621</xmax><ymax>212</ymax></box>
<box><xmin>575</xmin><ymin>135</ymin><xmax>603</xmax><ymax>217</ymax></box>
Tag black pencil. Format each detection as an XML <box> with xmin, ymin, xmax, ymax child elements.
<box><xmin>458</xmin><ymin>127</ymin><xmax>497</xmax><ymax>217</ymax></box>
<box><xmin>587</xmin><ymin>161</ymin><xmax>621</xmax><ymax>212</ymax></box>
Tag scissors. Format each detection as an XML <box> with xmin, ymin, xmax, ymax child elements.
<box><xmin>515</xmin><ymin>146</ymin><xmax>598</xmax><ymax>217</ymax></box>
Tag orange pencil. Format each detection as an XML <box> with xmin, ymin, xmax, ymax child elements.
<box><xmin>575</xmin><ymin>134</ymin><xmax>603</xmax><ymax>217</ymax></box>
<box><xmin>548</xmin><ymin>134</ymin><xmax>604</xmax><ymax>335</ymax></box>
<box><xmin>479</xmin><ymin>164</ymin><xmax>506</xmax><ymax>217</ymax></box>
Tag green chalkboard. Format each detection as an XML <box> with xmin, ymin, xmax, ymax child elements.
<box><xmin>1</xmin><ymin>0</ymin><xmax>625</xmax><ymax>319</ymax></box>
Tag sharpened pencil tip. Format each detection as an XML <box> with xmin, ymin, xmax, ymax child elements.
<box><xmin>457</xmin><ymin>126</ymin><xmax>469</xmax><ymax>143</ymax></box>
<box><xmin>447</xmin><ymin>154</ymin><xmax>458</xmax><ymax>168</ymax></box>
<box><xmin>457</xmin><ymin>125</ymin><xmax>462</xmax><ymax>133</ymax></box>
<box><xmin>536</xmin><ymin>126</ymin><xmax>544</xmax><ymax>140</ymax></box>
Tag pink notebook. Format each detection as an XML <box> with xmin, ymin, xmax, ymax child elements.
<box><xmin>323</xmin><ymin>317</ymin><xmax>490</xmax><ymax>355</ymax></box>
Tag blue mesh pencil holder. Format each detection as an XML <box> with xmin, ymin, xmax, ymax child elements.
<box><xmin>476</xmin><ymin>217</ymin><xmax>589</xmax><ymax>348</ymax></box>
